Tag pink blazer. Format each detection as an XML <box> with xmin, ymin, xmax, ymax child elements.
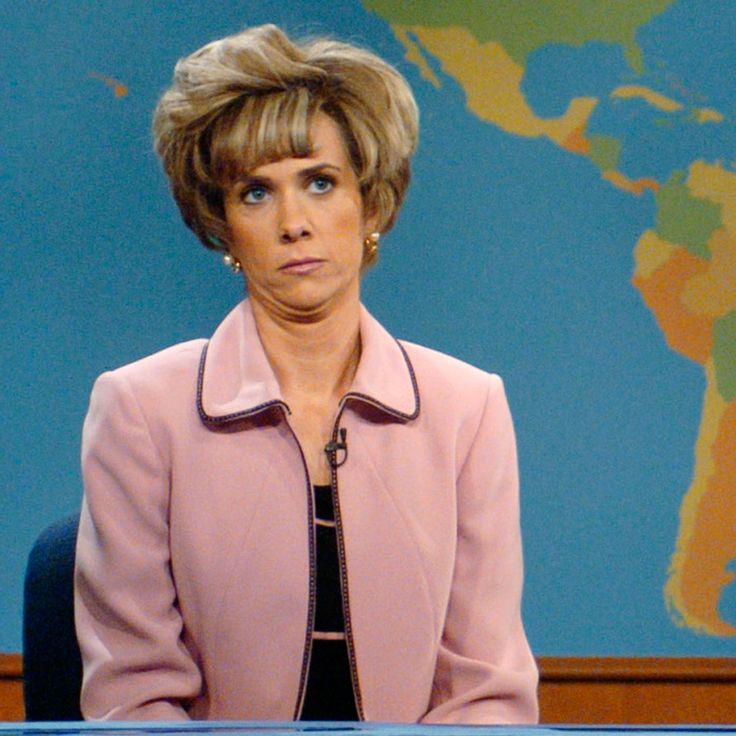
<box><xmin>75</xmin><ymin>299</ymin><xmax>538</xmax><ymax>723</ymax></box>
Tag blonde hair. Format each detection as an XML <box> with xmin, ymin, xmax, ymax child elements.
<box><xmin>153</xmin><ymin>24</ymin><xmax>419</xmax><ymax>266</ymax></box>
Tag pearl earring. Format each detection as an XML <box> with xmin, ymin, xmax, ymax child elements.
<box><xmin>223</xmin><ymin>253</ymin><xmax>242</xmax><ymax>273</ymax></box>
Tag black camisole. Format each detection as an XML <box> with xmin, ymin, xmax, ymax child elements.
<box><xmin>299</xmin><ymin>484</ymin><xmax>359</xmax><ymax>721</ymax></box>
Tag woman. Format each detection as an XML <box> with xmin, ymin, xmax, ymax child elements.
<box><xmin>74</xmin><ymin>24</ymin><xmax>538</xmax><ymax>723</ymax></box>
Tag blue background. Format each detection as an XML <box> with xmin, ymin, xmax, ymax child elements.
<box><xmin>2</xmin><ymin>0</ymin><xmax>734</xmax><ymax>655</ymax></box>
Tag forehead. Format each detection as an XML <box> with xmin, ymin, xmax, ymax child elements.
<box><xmin>246</xmin><ymin>113</ymin><xmax>351</xmax><ymax>177</ymax></box>
<box><xmin>208</xmin><ymin>87</ymin><xmax>354</xmax><ymax>186</ymax></box>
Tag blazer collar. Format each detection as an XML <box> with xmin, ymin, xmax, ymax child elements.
<box><xmin>197</xmin><ymin>299</ymin><xmax>419</xmax><ymax>427</ymax></box>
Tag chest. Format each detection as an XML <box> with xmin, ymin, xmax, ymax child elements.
<box><xmin>167</xmin><ymin>415</ymin><xmax>458</xmax><ymax>601</ymax></box>
<box><xmin>285</xmin><ymin>396</ymin><xmax>342</xmax><ymax>485</ymax></box>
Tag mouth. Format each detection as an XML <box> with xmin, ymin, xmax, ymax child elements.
<box><xmin>279</xmin><ymin>257</ymin><xmax>325</xmax><ymax>275</ymax></box>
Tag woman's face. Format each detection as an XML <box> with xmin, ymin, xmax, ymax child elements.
<box><xmin>223</xmin><ymin>112</ymin><xmax>374</xmax><ymax>320</ymax></box>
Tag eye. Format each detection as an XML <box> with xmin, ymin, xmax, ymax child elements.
<box><xmin>308</xmin><ymin>174</ymin><xmax>334</xmax><ymax>194</ymax></box>
<box><xmin>241</xmin><ymin>184</ymin><xmax>269</xmax><ymax>204</ymax></box>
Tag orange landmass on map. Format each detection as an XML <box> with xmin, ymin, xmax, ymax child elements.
<box><xmin>654</xmin><ymin>163</ymin><xmax>736</xmax><ymax>634</ymax></box>
<box><xmin>632</xmin><ymin>246</ymin><xmax>712</xmax><ymax>364</ymax></box>
<box><xmin>561</xmin><ymin>126</ymin><xmax>590</xmax><ymax>155</ymax></box>
<box><xmin>603</xmin><ymin>171</ymin><xmax>660</xmax><ymax>196</ymax></box>
<box><xmin>633</xmin><ymin>163</ymin><xmax>736</xmax><ymax>634</ymax></box>
<box><xmin>667</xmin><ymin>396</ymin><xmax>736</xmax><ymax>635</ymax></box>
<box><xmin>89</xmin><ymin>71</ymin><xmax>128</xmax><ymax>97</ymax></box>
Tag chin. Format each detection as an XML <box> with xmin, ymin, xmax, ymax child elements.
<box><xmin>269</xmin><ymin>291</ymin><xmax>337</xmax><ymax>320</ymax></box>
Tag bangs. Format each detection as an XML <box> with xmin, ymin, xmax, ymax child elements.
<box><xmin>207</xmin><ymin>87</ymin><xmax>315</xmax><ymax>185</ymax></box>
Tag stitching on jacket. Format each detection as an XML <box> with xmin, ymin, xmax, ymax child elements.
<box><xmin>197</xmin><ymin>337</ymin><xmax>421</xmax><ymax>426</ymax></box>
<box><xmin>341</xmin><ymin>339</ymin><xmax>421</xmax><ymax>421</ymax></box>
<box><xmin>279</xmin><ymin>424</ymin><xmax>317</xmax><ymax>721</ymax></box>
<box><xmin>329</xmin><ymin>405</ymin><xmax>364</xmax><ymax>720</ymax></box>
<box><xmin>196</xmin><ymin>342</ymin><xmax>288</xmax><ymax>425</ymax></box>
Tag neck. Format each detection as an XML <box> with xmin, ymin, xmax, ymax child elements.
<box><xmin>250</xmin><ymin>296</ymin><xmax>361</xmax><ymax>402</ymax></box>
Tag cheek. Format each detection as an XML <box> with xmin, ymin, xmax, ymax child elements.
<box><xmin>230</xmin><ymin>223</ymin><xmax>265</xmax><ymax>264</ymax></box>
<box><xmin>334</xmin><ymin>199</ymin><xmax>366</xmax><ymax>243</ymax></box>
<box><xmin>338</xmin><ymin>216</ymin><xmax>365</xmax><ymax>264</ymax></box>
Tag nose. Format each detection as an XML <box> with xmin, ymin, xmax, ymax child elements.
<box><xmin>278</xmin><ymin>191</ymin><xmax>310</xmax><ymax>244</ymax></box>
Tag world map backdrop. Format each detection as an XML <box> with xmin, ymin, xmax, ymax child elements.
<box><xmin>1</xmin><ymin>0</ymin><xmax>734</xmax><ymax>654</ymax></box>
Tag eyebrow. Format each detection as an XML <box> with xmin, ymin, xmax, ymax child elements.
<box><xmin>238</xmin><ymin>162</ymin><xmax>342</xmax><ymax>186</ymax></box>
<box><xmin>298</xmin><ymin>163</ymin><xmax>342</xmax><ymax>178</ymax></box>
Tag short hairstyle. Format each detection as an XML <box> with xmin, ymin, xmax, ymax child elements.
<box><xmin>153</xmin><ymin>24</ymin><xmax>419</xmax><ymax>265</ymax></box>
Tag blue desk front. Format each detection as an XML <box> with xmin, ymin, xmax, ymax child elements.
<box><xmin>2</xmin><ymin>725</ymin><xmax>736</xmax><ymax>736</ymax></box>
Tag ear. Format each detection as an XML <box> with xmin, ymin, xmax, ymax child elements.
<box><xmin>363</xmin><ymin>209</ymin><xmax>379</xmax><ymax>238</ymax></box>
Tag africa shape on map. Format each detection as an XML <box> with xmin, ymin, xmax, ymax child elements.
<box><xmin>364</xmin><ymin>0</ymin><xmax>736</xmax><ymax>635</ymax></box>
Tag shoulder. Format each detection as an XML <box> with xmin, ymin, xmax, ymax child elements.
<box><xmin>396</xmin><ymin>339</ymin><xmax>516</xmax><ymax>478</ymax></box>
<box><xmin>399</xmin><ymin>339</ymin><xmax>504</xmax><ymax>403</ymax></box>
<box><xmin>105</xmin><ymin>339</ymin><xmax>206</xmax><ymax>384</ymax></box>
<box><xmin>82</xmin><ymin>339</ymin><xmax>209</xmax><ymax>464</ymax></box>
<box><xmin>397</xmin><ymin>340</ymin><xmax>512</xmax><ymax>450</ymax></box>
<box><xmin>89</xmin><ymin>339</ymin><xmax>207</xmax><ymax>415</ymax></box>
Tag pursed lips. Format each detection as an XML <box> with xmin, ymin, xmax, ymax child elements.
<box><xmin>278</xmin><ymin>257</ymin><xmax>325</xmax><ymax>274</ymax></box>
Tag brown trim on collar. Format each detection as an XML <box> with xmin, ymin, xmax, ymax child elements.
<box><xmin>340</xmin><ymin>340</ymin><xmax>420</xmax><ymax>422</ymax></box>
<box><xmin>195</xmin><ymin>300</ymin><xmax>420</xmax><ymax>428</ymax></box>
<box><xmin>196</xmin><ymin>342</ymin><xmax>289</xmax><ymax>426</ymax></box>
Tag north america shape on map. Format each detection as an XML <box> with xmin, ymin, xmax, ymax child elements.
<box><xmin>363</xmin><ymin>0</ymin><xmax>736</xmax><ymax>636</ymax></box>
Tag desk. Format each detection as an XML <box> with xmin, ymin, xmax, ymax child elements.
<box><xmin>2</xmin><ymin>726</ymin><xmax>736</xmax><ymax>736</ymax></box>
<box><xmin>6</xmin><ymin>657</ymin><xmax>736</xmax><ymax>723</ymax></box>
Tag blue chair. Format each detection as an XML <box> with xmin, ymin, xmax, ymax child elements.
<box><xmin>23</xmin><ymin>513</ymin><xmax>83</xmax><ymax>721</ymax></box>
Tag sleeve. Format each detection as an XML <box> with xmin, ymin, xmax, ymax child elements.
<box><xmin>421</xmin><ymin>375</ymin><xmax>539</xmax><ymax>724</ymax></box>
<box><xmin>74</xmin><ymin>370</ymin><xmax>202</xmax><ymax>720</ymax></box>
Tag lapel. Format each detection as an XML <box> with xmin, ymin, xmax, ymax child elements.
<box><xmin>197</xmin><ymin>299</ymin><xmax>420</xmax><ymax>428</ymax></box>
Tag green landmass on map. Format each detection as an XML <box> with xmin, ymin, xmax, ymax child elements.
<box><xmin>654</xmin><ymin>172</ymin><xmax>722</xmax><ymax>260</ymax></box>
<box><xmin>713</xmin><ymin>312</ymin><xmax>736</xmax><ymax>401</ymax></box>
<box><xmin>363</xmin><ymin>0</ymin><xmax>673</xmax><ymax>72</ymax></box>
<box><xmin>588</xmin><ymin>134</ymin><xmax>622</xmax><ymax>170</ymax></box>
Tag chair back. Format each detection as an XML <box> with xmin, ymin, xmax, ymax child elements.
<box><xmin>23</xmin><ymin>513</ymin><xmax>83</xmax><ymax>721</ymax></box>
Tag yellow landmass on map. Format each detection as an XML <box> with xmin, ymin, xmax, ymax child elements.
<box><xmin>393</xmin><ymin>27</ymin><xmax>441</xmax><ymax>88</ymax></box>
<box><xmin>682</xmin><ymin>228</ymin><xmax>736</xmax><ymax>316</ymax></box>
<box><xmin>390</xmin><ymin>24</ymin><xmax>665</xmax><ymax>199</ymax></box>
<box><xmin>633</xmin><ymin>230</ymin><xmax>676</xmax><ymax>278</ymax></box>
<box><xmin>609</xmin><ymin>86</ymin><xmax>725</xmax><ymax>125</ymax></box>
<box><xmin>392</xmin><ymin>24</ymin><xmax>598</xmax><ymax>149</ymax></box>
<box><xmin>688</xmin><ymin>161</ymin><xmax>736</xmax><ymax>234</ymax></box>
<box><xmin>611</xmin><ymin>84</ymin><xmax>683</xmax><ymax>112</ymax></box>
<box><xmin>695</xmin><ymin>108</ymin><xmax>725</xmax><ymax>124</ymax></box>
<box><xmin>680</xmin><ymin>163</ymin><xmax>736</xmax><ymax>317</ymax></box>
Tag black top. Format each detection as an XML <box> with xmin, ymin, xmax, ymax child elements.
<box><xmin>299</xmin><ymin>485</ymin><xmax>359</xmax><ymax>721</ymax></box>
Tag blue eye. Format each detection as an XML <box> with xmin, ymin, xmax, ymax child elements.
<box><xmin>309</xmin><ymin>175</ymin><xmax>334</xmax><ymax>194</ymax></box>
<box><xmin>242</xmin><ymin>185</ymin><xmax>269</xmax><ymax>204</ymax></box>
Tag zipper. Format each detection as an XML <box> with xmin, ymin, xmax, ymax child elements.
<box><xmin>328</xmin><ymin>409</ymin><xmax>365</xmax><ymax>720</ymax></box>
